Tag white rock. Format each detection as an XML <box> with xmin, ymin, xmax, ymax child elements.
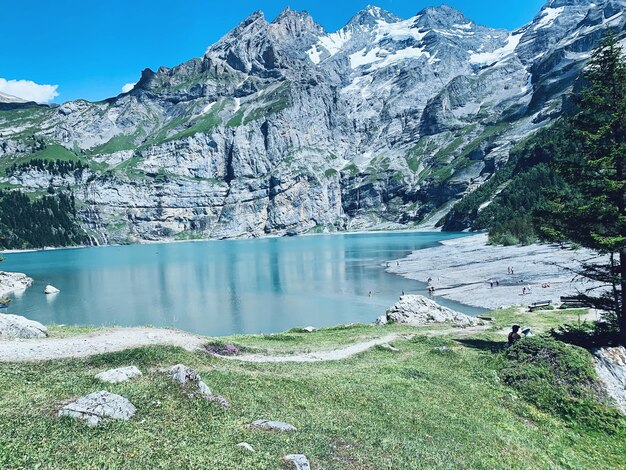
<box><xmin>168</xmin><ymin>364</ymin><xmax>201</xmax><ymax>386</ymax></box>
<box><xmin>0</xmin><ymin>314</ymin><xmax>47</xmax><ymax>338</ymax></box>
<box><xmin>593</xmin><ymin>346</ymin><xmax>626</xmax><ymax>414</ymax></box>
<box><xmin>283</xmin><ymin>454</ymin><xmax>311</xmax><ymax>470</ymax></box>
<box><xmin>58</xmin><ymin>391</ymin><xmax>136</xmax><ymax>426</ymax></box>
<box><xmin>44</xmin><ymin>285</ymin><xmax>60</xmax><ymax>295</ymax></box>
<box><xmin>0</xmin><ymin>272</ymin><xmax>33</xmax><ymax>296</ymax></box>
<box><xmin>302</xmin><ymin>326</ymin><xmax>316</xmax><ymax>333</ymax></box>
<box><xmin>167</xmin><ymin>364</ymin><xmax>212</xmax><ymax>398</ymax></box>
<box><xmin>386</xmin><ymin>295</ymin><xmax>482</xmax><ymax>327</ymax></box>
<box><xmin>251</xmin><ymin>419</ymin><xmax>297</xmax><ymax>432</ymax></box>
<box><xmin>236</xmin><ymin>442</ymin><xmax>255</xmax><ymax>452</ymax></box>
<box><xmin>380</xmin><ymin>343</ymin><xmax>399</xmax><ymax>352</ymax></box>
<box><xmin>374</xmin><ymin>315</ymin><xmax>388</xmax><ymax>325</ymax></box>
<box><xmin>95</xmin><ymin>366</ymin><xmax>142</xmax><ymax>384</ymax></box>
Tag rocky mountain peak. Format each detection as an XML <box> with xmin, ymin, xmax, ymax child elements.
<box><xmin>546</xmin><ymin>0</ymin><xmax>595</xmax><ymax>7</ymax></box>
<box><xmin>2</xmin><ymin>1</ymin><xmax>625</xmax><ymax>244</ymax></box>
<box><xmin>346</xmin><ymin>5</ymin><xmax>400</xmax><ymax>28</ymax></box>
<box><xmin>415</xmin><ymin>5</ymin><xmax>472</xmax><ymax>29</ymax></box>
<box><xmin>271</xmin><ymin>7</ymin><xmax>323</xmax><ymax>38</ymax></box>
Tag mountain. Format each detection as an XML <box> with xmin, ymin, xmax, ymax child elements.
<box><xmin>0</xmin><ymin>0</ymin><xmax>624</xmax><ymax>245</ymax></box>
<box><xmin>0</xmin><ymin>92</ymin><xmax>28</xmax><ymax>104</ymax></box>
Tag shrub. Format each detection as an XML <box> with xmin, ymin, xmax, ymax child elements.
<box><xmin>550</xmin><ymin>322</ymin><xmax>620</xmax><ymax>349</ymax></box>
<box><xmin>500</xmin><ymin>336</ymin><xmax>625</xmax><ymax>433</ymax></box>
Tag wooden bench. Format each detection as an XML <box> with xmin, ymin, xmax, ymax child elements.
<box><xmin>560</xmin><ymin>296</ymin><xmax>592</xmax><ymax>308</ymax></box>
<box><xmin>529</xmin><ymin>300</ymin><xmax>552</xmax><ymax>312</ymax></box>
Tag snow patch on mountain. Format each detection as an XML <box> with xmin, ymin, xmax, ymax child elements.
<box><xmin>535</xmin><ymin>7</ymin><xmax>565</xmax><ymax>30</ymax></box>
<box><xmin>469</xmin><ymin>31</ymin><xmax>523</xmax><ymax>65</ymax></box>
<box><xmin>307</xmin><ymin>28</ymin><xmax>353</xmax><ymax>64</ymax></box>
<box><xmin>373</xmin><ymin>16</ymin><xmax>426</xmax><ymax>42</ymax></box>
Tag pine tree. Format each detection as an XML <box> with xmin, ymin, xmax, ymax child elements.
<box><xmin>537</xmin><ymin>34</ymin><xmax>626</xmax><ymax>344</ymax></box>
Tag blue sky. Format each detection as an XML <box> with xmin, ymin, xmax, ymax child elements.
<box><xmin>1</xmin><ymin>0</ymin><xmax>546</xmax><ymax>103</ymax></box>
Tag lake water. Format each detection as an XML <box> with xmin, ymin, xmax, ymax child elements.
<box><xmin>0</xmin><ymin>232</ymin><xmax>484</xmax><ymax>336</ymax></box>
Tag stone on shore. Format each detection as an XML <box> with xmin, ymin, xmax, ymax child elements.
<box><xmin>593</xmin><ymin>346</ymin><xmax>626</xmax><ymax>414</ymax></box>
<box><xmin>0</xmin><ymin>314</ymin><xmax>47</xmax><ymax>338</ymax></box>
<box><xmin>385</xmin><ymin>295</ymin><xmax>481</xmax><ymax>327</ymax></box>
<box><xmin>95</xmin><ymin>366</ymin><xmax>142</xmax><ymax>384</ymax></box>
<box><xmin>301</xmin><ymin>326</ymin><xmax>316</xmax><ymax>333</ymax></box>
<box><xmin>374</xmin><ymin>315</ymin><xmax>388</xmax><ymax>325</ymax></box>
<box><xmin>44</xmin><ymin>285</ymin><xmax>60</xmax><ymax>295</ymax></box>
<box><xmin>0</xmin><ymin>272</ymin><xmax>33</xmax><ymax>295</ymax></box>
<box><xmin>58</xmin><ymin>391</ymin><xmax>136</xmax><ymax>426</ymax></box>
<box><xmin>282</xmin><ymin>454</ymin><xmax>311</xmax><ymax>470</ymax></box>
<box><xmin>251</xmin><ymin>419</ymin><xmax>297</xmax><ymax>432</ymax></box>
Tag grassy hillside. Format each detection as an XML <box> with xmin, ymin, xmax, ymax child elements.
<box><xmin>0</xmin><ymin>309</ymin><xmax>623</xmax><ymax>469</ymax></box>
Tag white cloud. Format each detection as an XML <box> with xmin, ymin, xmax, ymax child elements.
<box><xmin>121</xmin><ymin>82</ymin><xmax>135</xmax><ymax>93</ymax></box>
<box><xmin>0</xmin><ymin>78</ymin><xmax>59</xmax><ymax>103</ymax></box>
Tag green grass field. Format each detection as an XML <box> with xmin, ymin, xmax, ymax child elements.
<box><xmin>0</xmin><ymin>309</ymin><xmax>624</xmax><ymax>469</ymax></box>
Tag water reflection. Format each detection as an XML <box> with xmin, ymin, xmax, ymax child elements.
<box><xmin>1</xmin><ymin>232</ymin><xmax>484</xmax><ymax>336</ymax></box>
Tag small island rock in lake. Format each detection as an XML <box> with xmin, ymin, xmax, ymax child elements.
<box><xmin>44</xmin><ymin>285</ymin><xmax>60</xmax><ymax>295</ymax></box>
<box><xmin>385</xmin><ymin>295</ymin><xmax>482</xmax><ymax>327</ymax></box>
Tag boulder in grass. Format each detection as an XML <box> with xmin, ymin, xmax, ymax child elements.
<box><xmin>166</xmin><ymin>364</ymin><xmax>229</xmax><ymax>408</ymax></box>
<box><xmin>0</xmin><ymin>314</ymin><xmax>47</xmax><ymax>338</ymax></box>
<box><xmin>282</xmin><ymin>454</ymin><xmax>311</xmax><ymax>470</ymax></box>
<box><xmin>251</xmin><ymin>419</ymin><xmax>297</xmax><ymax>432</ymax></box>
<box><xmin>237</xmin><ymin>442</ymin><xmax>255</xmax><ymax>452</ymax></box>
<box><xmin>379</xmin><ymin>343</ymin><xmax>400</xmax><ymax>352</ymax></box>
<box><xmin>385</xmin><ymin>295</ymin><xmax>482</xmax><ymax>327</ymax></box>
<box><xmin>58</xmin><ymin>391</ymin><xmax>136</xmax><ymax>426</ymax></box>
<box><xmin>95</xmin><ymin>366</ymin><xmax>142</xmax><ymax>384</ymax></box>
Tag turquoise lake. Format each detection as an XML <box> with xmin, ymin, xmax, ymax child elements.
<box><xmin>0</xmin><ymin>232</ymin><xmax>484</xmax><ymax>336</ymax></box>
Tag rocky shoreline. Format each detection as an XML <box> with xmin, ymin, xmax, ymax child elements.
<box><xmin>0</xmin><ymin>271</ymin><xmax>33</xmax><ymax>296</ymax></box>
<box><xmin>387</xmin><ymin>234</ymin><xmax>604</xmax><ymax>310</ymax></box>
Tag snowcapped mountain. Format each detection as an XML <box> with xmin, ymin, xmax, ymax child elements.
<box><xmin>0</xmin><ymin>0</ymin><xmax>624</xmax><ymax>243</ymax></box>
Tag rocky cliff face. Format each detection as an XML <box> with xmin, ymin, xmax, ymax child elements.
<box><xmin>0</xmin><ymin>1</ymin><xmax>624</xmax><ymax>244</ymax></box>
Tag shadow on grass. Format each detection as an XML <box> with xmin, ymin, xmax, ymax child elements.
<box><xmin>456</xmin><ymin>338</ymin><xmax>506</xmax><ymax>353</ymax></box>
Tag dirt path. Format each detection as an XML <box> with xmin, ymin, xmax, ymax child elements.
<box><xmin>0</xmin><ymin>328</ymin><xmax>206</xmax><ymax>362</ymax></box>
<box><xmin>216</xmin><ymin>325</ymin><xmax>489</xmax><ymax>363</ymax></box>
<box><xmin>0</xmin><ymin>324</ymin><xmax>490</xmax><ymax>363</ymax></box>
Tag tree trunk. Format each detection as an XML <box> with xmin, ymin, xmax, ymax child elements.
<box><xmin>615</xmin><ymin>250</ymin><xmax>626</xmax><ymax>346</ymax></box>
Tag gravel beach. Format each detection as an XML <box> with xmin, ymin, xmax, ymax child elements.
<box><xmin>388</xmin><ymin>234</ymin><xmax>605</xmax><ymax>310</ymax></box>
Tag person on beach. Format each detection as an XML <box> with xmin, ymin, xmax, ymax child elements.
<box><xmin>508</xmin><ymin>325</ymin><xmax>522</xmax><ymax>345</ymax></box>
<box><xmin>496</xmin><ymin>280</ymin><xmax>500</xmax><ymax>287</ymax></box>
